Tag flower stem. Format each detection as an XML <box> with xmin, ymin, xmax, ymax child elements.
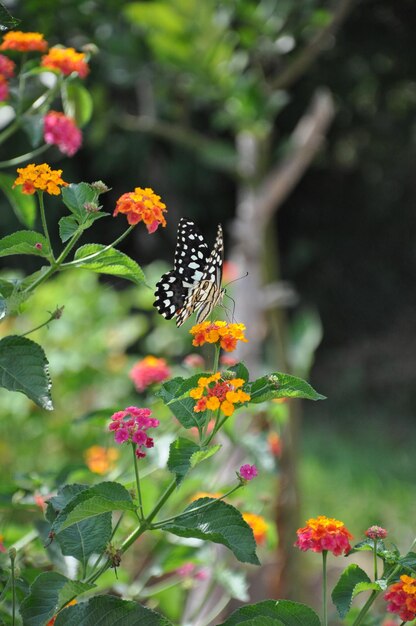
<box><xmin>373</xmin><ymin>538</ymin><xmax>378</xmax><ymax>580</ymax></box>
<box><xmin>38</xmin><ymin>191</ymin><xmax>55</xmax><ymax>262</ymax></box>
<box><xmin>132</xmin><ymin>443</ymin><xmax>144</xmax><ymax>520</ymax></box>
<box><xmin>212</xmin><ymin>343</ymin><xmax>220</xmax><ymax>374</ymax></box>
<box><xmin>322</xmin><ymin>550</ymin><xmax>328</xmax><ymax>626</ymax></box>
<box><xmin>0</xmin><ymin>143</ymin><xmax>49</xmax><ymax>169</ymax></box>
<box><xmin>20</xmin><ymin>306</ymin><xmax>63</xmax><ymax>336</ymax></box>
<box><xmin>351</xmin><ymin>590</ymin><xmax>377</xmax><ymax>626</ymax></box>
<box><xmin>60</xmin><ymin>225</ymin><xmax>134</xmax><ymax>267</ymax></box>
<box><xmin>9</xmin><ymin>549</ymin><xmax>16</xmax><ymax>626</ymax></box>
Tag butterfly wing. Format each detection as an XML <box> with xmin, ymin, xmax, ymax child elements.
<box><xmin>153</xmin><ymin>219</ymin><xmax>209</xmax><ymax>320</ymax></box>
<box><xmin>175</xmin><ymin>224</ymin><xmax>224</xmax><ymax>326</ymax></box>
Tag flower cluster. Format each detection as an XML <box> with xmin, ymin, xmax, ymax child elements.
<box><xmin>239</xmin><ymin>464</ymin><xmax>258</xmax><ymax>481</ymax></box>
<box><xmin>84</xmin><ymin>445</ymin><xmax>119</xmax><ymax>474</ymax></box>
<box><xmin>365</xmin><ymin>525</ymin><xmax>388</xmax><ymax>540</ymax></box>
<box><xmin>113</xmin><ymin>186</ymin><xmax>167</xmax><ymax>233</ymax></box>
<box><xmin>384</xmin><ymin>574</ymin><xmax>416</xmax><ymax>622</ymax></box>
<box><xmin>41</xmin><ymin>46</ymin><xmax>89</xmax><ymax>78</ymax></box>
<box><xmin>295</xmin><ymin>515</ymin><xmax>353</xmax><ymax>556</ymax></box>
<box><xmin>130</xmin><ymin>356</ymin><xmax>171</xmax><ymax>392</ymax></box>
<box><xmin>190</xmin><ymin>372</ymin><xmax>250</xmax><ymax>417</ymax></box>
<box><xmin>190</xmin><ymin>321</ymin><xmax>248</xmax><ymax>352</ymax></box>
<box><xmin>176</xmin><ymin>562</ymin><xmax>208</xmax><ymax>581</ymax></box>
<box><xmin>0</xmin><ymin>31</ymin><xmax>48</xmax><ymax>53</ymax></box>
<box><xmin>0</xmin><ymin>54</ymin><xmax>15</xmax><ymax>102</ymax></box>
<box><xmin>191</xmin><ymin>491</ymin><xmax>222</xmax><ymax>501</ymax></box>
<box><xmin>13</xmin><ymin>163</ymin><xmax>68</xmax><ymax>195</ymax></box>
<box><xmin>43</xmin><ymin>111</ymin><xmax>82</xmax><ymax>156</ymax></box>
<box><xmin>108</xmin><ymin>406</ymin><xmax>159</xmax><ymax>458</ymax></box>
<box><xmin>242</xmin><ymin>513</ymin><xmax>268</xmax><ymax>545</ymax></box>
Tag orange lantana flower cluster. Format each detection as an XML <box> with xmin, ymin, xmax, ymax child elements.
<box><xmin>190</xmin><ymin>372</ymin><xmax>250</xmax><ymax>417</ymax></box>
<box><xmin>41</xmin><ymin>46</ymin><xmax>89</xmax><ymax>78</ymax></box>
<box><xmin>191</xmin><ymin>492</ymin><xmax>222</xmax><ymax>502</ymax></box>
<box><xmin>295</xmin><ymin>515</ymin><xmax>353</xmax><ymax>556</ymax></box>
<box><xmin>84</xmin><ymin>445</ymin><xmax>119</xmax><ymax>475</ymax></box>
<box><xmin>190</xmin><ymin>321</ymin><xmax>248</xmax><ymax>352</ymax></box>
<box><xmin>0</xmin><ymin>31</ymin><xmax>48</xmax><ymax>53</ymax></box>
<box><xmin>242</xmin><ymin>513</ymin><xmax>268</xmax><ymax>545</ymax></box>
<box><xmin>385</xmin><ymin>575</ymin><xmax>416</xmax><ymax>622</ymax></box>
<box><xmin>14</xmin><ymin>163</ymin><xmax>68</xmax><ymax>195</ymax></box>
<box><xmin>113</xmin><ymin>186</ymin><xmax>167</xmax><ymax>233</ymax></box>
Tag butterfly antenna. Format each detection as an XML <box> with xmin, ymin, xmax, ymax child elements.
<box><xmin>223</xmin><ymin>271</ymin><xmax>249</xmax><ymax>290</ymax></box>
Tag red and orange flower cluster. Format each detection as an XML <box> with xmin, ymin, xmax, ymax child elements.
<box><xmin>295</xmin><ymin>515</ymin><xmax>353</xmax><ymax>556</ymax></box>
<box><xmin>114</xmin><ymin>186</ymin><xmax>167</xmax><ymax>233</ymax></box>
<box><xmin>14</xmin><ymin>163</ymin><xmax>68</xmax><ymax>195</ymax></box>
<box><xmin>130</xmin><ymin>356</ymin><xmax>171</xmax><ymax>392</ymax></box>
<box><xmin>384</xmin><ymin>574</ymin><xmax>416</xmax><ymax>622</ymax></box>
<box><xmin>190</xmin><ymin>321</ymin><xmax>247</xmax><ymax>352</ymax></box>
<box><xmin>190</xmin><ymin>372</ymin><xmax>250</xmax><ymax>417</ymax></box>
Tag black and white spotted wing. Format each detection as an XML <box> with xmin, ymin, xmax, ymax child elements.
<box><xmin>153</xmin><ymin>219</ymin><xmax>224</xmax><ymax>326</ymax></box>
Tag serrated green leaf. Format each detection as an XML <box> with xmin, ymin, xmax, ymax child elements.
<box><xmin>190</xmin><ymin>444</ymin><xmax>221</xmax><ymax>467</ymax></box>
<box><xmin>332</xmin><ymin>564</ymin><xmax>371</xmax><ymax>618</ymax></box>
<box><xmin>64</xmin><ymin>83</ymin><xmax>93</xmax><ymax>127</ymax></box>
<box><xmin>73</xmin><ymin>244</ymin><xmax>145</xmax><ymax>285</ymax></box>
<box><xmin>52</xmin><ymin>482</ymin><xmax>135</xmax><ymax>533</ymax></box>
<box><xmin>352</xmin><ymin>581</ymin><xmax>385</xmax><ymax>597</ymax></box>
<box><xmin>20</xmin><ymin>572</ymin><xmax>94</xmax><ymax>626</ymax></box>
<box><xmin>0</xmin><ymin>230</ymin><xmax>50</xmax><ymax>258</ymax></box>
<box><xmin>0</xmin><ymin>172</ymin><xmax>37</xmax><ymax>227</ymax></box>
<box><xmin>47</xmin><ymin>484</ymin><xmax>111</xmax><ymax>565</ymax></box>
<box><xmin>158</xmin><ymin>377</ymin><xmax>201</xmax><ymax>429</ymax></box>
<box><xmin>249</xmin><ymin>372</ymin><xmax>325</xmax><ymax>403</ymax></box>
<box><xmin>162</xmin><ymin>498</ymin><xmax>260</xmax><ymax>565</ymax></box>
<box><xmin>54</xmin><ymin>595</ymin><xmax>174</xmax><ymax>626</ymax></box>
<box><xmin>168</xmin><ymin>437</ymin><xmax>200</xmax><ymax>485</ymax></box>
<box><xmin>226</xmin><ymin>362</ymin><xmax>249</xmax><ymax>382</ymax></box>
<box><xmin>0</xmin><ymin>335</ymin><xmax>52</xmax><ymax>410</ymax></box>
<box><xmin>217</xmin><ymin>599</ymin><xmax>320</xmax><ymax>625</ymax></box>
<box><xmin>0</xmin><ymin>3</ymin><xmax>20</xmax><ymax>31</ymax></box>
<box><xmin>59</xmin><ymin>216</ymin><xmax>79</xmax><ymax>243</ymax></box>
<box><xmin>398</xmin><ymin>551</ymin><xmax>416</xmax><ymax>574</ymax></box>
<box><xmin>61</xmin><ymin>183</ymin><xmax>98</xmax><ymax>219</ymax></box>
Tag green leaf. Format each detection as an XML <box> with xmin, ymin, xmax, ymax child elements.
<box><xmin>353</xmin><ymin>581</ymin><xmax>386</xmax><ymax>596</ymax></box>
<box><xmin>399</xmin><ymin>551</ymin><xmax>416</xmax><ymax>573</ymax></box>
<box><xmin>332</xmin><ymin>564</ymin><xmax>371</xmax><ymax>618</ymax></box>
<box><xmin>20</xmin><ymin>572</ymin><xmax>94</xmax><ymax>626</ymax></box>
<box><xmin>227</xmin><ymin>361</ymin><xmax>250</xmax><ymax>382</ymax></box>
<box><xmin>0</xmin><ymin>336</ymin><xmax>52</xmax><ymax>410</ymax></box>
<box><xmin>59</xmin><ymin>216</ymin><xmax>79</xmax><ymax>243</ymax></box>
<box><xmin>0</xmin><ymin>278</ymin><xmax>14</xmax><ymax>298</ymax></box>
<box><xmin>47</xmin><ymin>484</ymin><xmax>112</xmax><ymax>566</ymax></box>
<box><xmin>0</xmin><ymin>230</ymin><xmax>50</xmax><ymax>258</ymax></box>
<box><xmin>249</xmin><ymin>372</ymin><xmax>326</xmax><ymax>403</ymax></box>
<box><xmin>167</xmin><ymin>438</ymin><xmax>220</xmax><ymax>485</ymax></box>
<box><xmin>55</xmin><ymin>595</ymin><xmax>174</xmax><ymax>625</ymax></box>
<box><xmin>73</xmin><ymin>244</ymin><xmax>145</xmax><ymax>285</ymax></box>
<box><xmin>51</xmin><ymin>482</ymin><xmax>135</xmax><ymax>533</ymax></box>
<box><xmin>0</xmin><ymin>3</ymin><xmax>20</xmax><ymax>30</ymax></box>
<box><xmin>217</xmin><ymin>599</ymin><xmax>320</xmax><ymax>625</ymax></box>
<box><xmin>161</xmin><ymin>498</ymin><xmax>260</xmax><ymax>565</ymax></box>
<box><xmin>158</xmin><ymin>377</ymin><xmax>201</xmax><ymax>429</ymax></box>
<box><xmin>21</xmin><ymin>113</ymin><xmax>45</xmax><ymax>148</ymax></box>
<box><xmin>61</xmin><ymin>183</ymin><xmax>98</xmax><ymax>219</ymax></box>
<box><xmin>64</xmin><ymin>83</ymin><xmax>93</xmax><ymax>127</ymax></box>
<box><xmin>0</xmin><ymin>172</ymin><xmax>36</xmax><ymax>227</ymax></box>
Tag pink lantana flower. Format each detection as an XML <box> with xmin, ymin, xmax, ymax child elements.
<box><xmin>43</xmin><ymin>111</ymin><xmax>82</xmax><ymax>156</ymax></box>
<box><xmin>295</xmin><ymin>515</ymin><xmax>352</xmax><ymax>556</ymax></box>
<box><xmin>108</xmin><ymin>406</ymin><xmax>159</xmax><ymax>459</ymax></box>
<box><xmin>130</xmin><ymin>356</ymin><xmax>170</xmax><ymax>392</ymax></box>
<box><xmin>239</xmin><ymin>464</ymin><xmax>258</xmax><ymax>481</ymax></box>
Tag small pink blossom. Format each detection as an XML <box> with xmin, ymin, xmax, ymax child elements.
<box><xmin>43</xmin><ymin>111</ymin><xmax>82</xmax><ymax>156</ymax></box>
<box><xmin>365</xmin><ymin>525</ymin><xmax>388</xmax><ymax>540</ymax></box>
<box><xmin>183</xmin><ymin>353</ymin><xmax>205</xmax><ymax>369</ymax></box>
<box><xmin>130</xmin><ymin>355</ymin><xmax>170</xmax><ymax>392</ymax></box>
<box><xmin>109</xmin><ymin>406</ymin><xmax>159</xmax><ymax>459</ymax></box>
<box><xmin>177</xmin><ymin>563</ymin><xmax>195</xmax><ymax>577</ymax></box>
<box><xmin>220</xmin><ymin>355</ymin><xmax>238</xmax><ymax>367</ymax></box>
<box><xmin>239</xmin><ymin>464</ymin><xmax>258</xmax><ymax>481</ymax></box>
<box><xmin>35</xmin><ymin>242</ymin><xmax>43</xmax><ymax>250</ymax></box>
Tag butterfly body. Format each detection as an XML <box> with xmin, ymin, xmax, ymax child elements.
<box><xmin>154</xmin><ymin>218</ymin><xmax>224</xmax><ymax>326</ymax></box>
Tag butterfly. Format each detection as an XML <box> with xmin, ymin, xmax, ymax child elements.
<box><xmin>153</xmin><ymin>218</ymin><xmax>224</xmax><ymax>327</ymax></box>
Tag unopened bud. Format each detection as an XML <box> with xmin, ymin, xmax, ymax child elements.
<box><xmin>35</xmin><ymin>242</ymin><xmax>43</xmax><ymax>250</ymax></box>
<box><xmin>8</xmin><ymin>547</ymin><xmax>16</xmax><ymax>559</ymax></box>
<box><xmin>268</xmin><ymin>374</ymin><xmax>279</xmax><ymax>388</ymax></box>
<box><xmin>52</xmin><ymin>306</ymin><xmax>64</xmax><ymax>320</ymax></box>
<box><xmin>221</xmin><ymin>370</ymin><xmax>236</xmax><ymax>380</ymax></box>
<box><xmin>84</xmin><ymin>202</ymin><xmax>100</xmax><ymax>213</ymax></box>
<box><xmin>82</xmin><ymin>43</ymin><xmax>99</xmax><ymax>56</ymax></box>
<box><xmin>90</xmin><ymin>180</ymin><xmax>110</xmax><ymax>194</ymax></box>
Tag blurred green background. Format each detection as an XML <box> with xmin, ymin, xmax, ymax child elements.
<box><xmin>0</xmin><ymin>0</ymin><xmax>415</xmax><ymax>620</ymax></box>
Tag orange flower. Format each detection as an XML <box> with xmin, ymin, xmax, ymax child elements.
<box><xmin>242</xmin><ymin>513</ymin><xmax>268</xmax><ymax>545</ymax></box>
<box><xmin>41</xmin><ymin>46</ymin><xmax>89</xmax><ymax>78</ymax></box>
<box><xmin>191</xmin><ymin>492</ymin><xmax>222</xmax><ymax>501</ymax></box>
<box><xmin>84</xmin><ymin>446</ymin><xmax>119</xmax><ymax>474</ymax></box>
<box><xmin>268</xmin><ymin>432</ymin><xmax>282</xmax><ymax>457</ymax></box>
<box><xmin>113</xmin><ymin>186</ymin><xmax>167</xmax><ymax>233</ymax></box>
<box><xmin>385</xmin><ymin>575</ymin><xmax>416</xmax><ymax>622</ymax></box>
<box><xmin>13</xmin><ymin>163</ymin><xmax>68</xmax><ymax>195</ymax></box>
<box><xmin>0</xmin><ymin>31</ymin><xmax>48</xmax><ymax>53</ymax></box>
<box><xmin>190</xmin><ymin>321</ymin><xmax>248</xmax><ymax>352</ymax></box>
<box><xmin>190</xmin><ymin>372</ymin><xmax>250</xmax><ymax>418</ymax></box>
<box><xmin>295</xmin><ymin>515</ymin><xmax>352</xmax><ymax>556</ymax></box>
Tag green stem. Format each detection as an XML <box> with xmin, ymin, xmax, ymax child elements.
<box><xmin>322</xmin><ymin>550</ymin><xmax>328</xmax><ymax>626</ymax></box>
<box><xmin>20</xmin><ymin>307</ymin><xmax>63</xmax><ymax>336</ymax></box>
<box><xmin>17</xmin><ymin>54</ymin><xmax>27</xmax><ymax>117</ymax></box>
<box><xmin>373</xmin><ymin>538</ymin><xmax>378</xmax><ymax>580</ymax></box>
<box><xmin>212</xmin><ymin>343</ymin><xmax>220</xmax><ymax>373</ymax></box>
<box><xmin>9</xmin><ymin>549</ymin><xmax>16</xmax><ymax>626</ymax></box>
<box><xmin>38</xmin><ymin>191</ymin><xmax>55</xmax><ymax>262</ymax></box>
<box><xmin>0</xmin><ymin>119</ymin><xmax>20</xmax><ymax>146</ymax></box>
<box><xmin>203</xmin><ymin>411</ymin><xmax>228</xmax><ymax>446</ymax></box>
<box><xmin>0</xmin><ymin>143</ymin><xmax>49</xmax><ymax>169</ymax></box>
<box><xmin>132</xmin><ymin>443</ymin><xmax>144</xmax><ymax>520</ymax></box>
<box><xmin>60</xmin><ymin>225</ymin><xmax>134</xmax><ymax>267</ymax></box>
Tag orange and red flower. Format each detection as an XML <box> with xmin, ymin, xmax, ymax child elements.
<box><xmin>130</xmin><ymin>356</ymin><xmax>170</xmax><ymax>392</ymax></box>
<box><xmin>385</xmin><ymin>575</ymin><xmax>416</xmax><ymax>622</ymax></box>
<box><xmin>13</xmin><ymin>163</ymin><xmax>68</xmax><ymax>195</ymax></box>
<box><xmin>243</xmin><ymin>513</ymin><xmax>268</xmax><ymax>545</ymax></box>
<box><xmin>84</xmin><ymin>446</ymin><xmax>119</xmax><ymax>474</ymax></box>
<box><xmin>41</xmin><ymin>46</ymin><xmax>89</xmax><ymax>78</ymax></box>
<box><xmin>0</xmin><ymin>53</ymin><xmax>15</xmax><ymax>78</ymax></box>
<box><xmin>0</xmin><ymin>31</ymin><xmax>48</xmax><ymax>53</ymax></box>
<box><xmin>190</xmin><ymin>321</ymin><xmax>248</xmax><ymax>353</ymax></box>
<box><xmin>190</xmin><ymin>372</ymin><xmax>250</xmax><ymax>417</ymax></box>
<box><xmin>295</xmin><ymin>515</ymin><xmax>352</xmax><ymax>556</ymax></box>
<box><xmin>113</xmin><ymin>186</ymin><xmax>167</xmax><ymax>233</ymax></box>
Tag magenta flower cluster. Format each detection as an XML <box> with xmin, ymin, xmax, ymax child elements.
<box><xmin>109</xmin><ymin>406</ymin><xmax>159</xmax><ymax>459</ymax></box>
<box><xmin>43</xmin><ymin>111</ymin><xmax>82</xmax><ymax>156</ymax></box>
<box><xmin>239</xmin><ymin>464</ymin><xmax>258</xmax><ymax>481</ymax></box>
